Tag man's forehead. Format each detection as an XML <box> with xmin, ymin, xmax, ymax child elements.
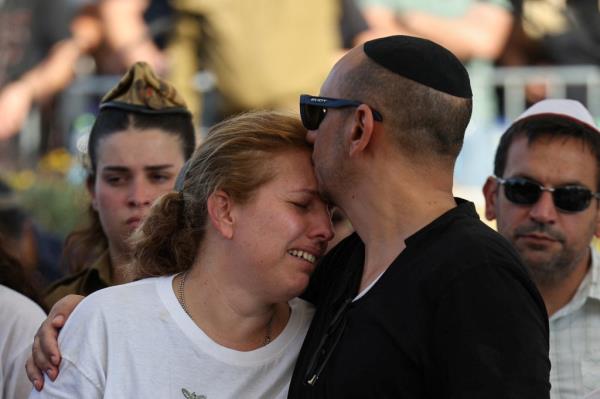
<box><xmin>507</xmin><ymin>133</ymin><xmax>590</xmax><ymax>158</ymax></box>
<box><xmin>505</xmin><ymin>135</ymin><xmax>597</xmax><ymax>184</ymax></box>
<box><xmin>517</xmin><ymin>132</ymin><xmax>596</xmax><ymax>156</ymax></box>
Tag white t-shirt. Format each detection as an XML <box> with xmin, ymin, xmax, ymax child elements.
<box><xmin>0</xmin><ymin>285</ymin><xmax>46</xmax><ymax>399</ymax></box>
<box><xmin>29</xmin><ymin>275</ymin><xmax>314</xmax><ymax>399</ymax></box>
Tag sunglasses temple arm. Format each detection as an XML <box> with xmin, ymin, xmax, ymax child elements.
<box><xmin>303</xmin><ymin>298</ymin><xmax>352</xmax><ymax>386</ymax></box>
<box><xmin>305</xmin><ymin>320</ymin><xmax>347</xmax><ymax>386</ymax></box>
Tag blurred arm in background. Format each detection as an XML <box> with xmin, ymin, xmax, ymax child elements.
<box><xmin>0</xmin><ymin>0</ymin><xmax>165</xmax><ymax>141</ymax></box>
<box><xmin>361</xmin><ymin>1</ymin><xmax>514</xmax><ymax>61</ymax></box>
<box><xmin>99</xmin><ymin>0</ymin><xmax>166</xmax><ymax>73</ymax></box>
<box><xmin>0</xmin><ymin>2</ymin><xmax>100</xmax><ymax>141</ymax></box>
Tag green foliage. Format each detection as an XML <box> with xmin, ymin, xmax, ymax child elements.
<box><xmin>3</xmin><ymin>148</ymin><xmax>90</xmax><ymax>240</ymax></box>
<box><xmin>17</xmin><ymin>175</ymin><xmax>89</xmax><ymax>239</ymax></box>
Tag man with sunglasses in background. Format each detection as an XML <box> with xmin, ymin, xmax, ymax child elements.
<box><xmin>289</xmin><ymin>35</ymin><xmax>550</xmax><ymax>398</ymax></box>
<box><xmin>483</xmin><ymin>99</ymin><xmax>600</xmax><ymax>399</ymax></box>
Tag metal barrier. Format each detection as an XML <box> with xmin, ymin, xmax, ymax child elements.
<box><xmin>492</xmin><ymin>65</ymin><xmax>600</xmax><ymax>122</ymax></box>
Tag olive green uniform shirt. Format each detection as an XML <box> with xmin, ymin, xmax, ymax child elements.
<box><xmin>44</xmin><ymin>251</ymin><xmax>113</xmax><ymax>309</ymax></box>
<box><xmin>168</xmin><ymin>0</ymin><xmax>346</xmax><ymax>121</ymax></box>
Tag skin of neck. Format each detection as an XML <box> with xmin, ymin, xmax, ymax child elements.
<box><xmin>337</xmin><ymin>143</ymin><xmax>457</xmax><ymax>290</ymax></box>
<box><xmin>176</xmin><ymin>230</ymin><xmax>290</xmax><ymax>351</ymax></box>
<box><xmin>108</xmin><ymin>242</ymin><xmax>133</xmax><ymax>285</ymax></box>
<box><xmin>536</xmin><ymin>247</ymin><xmax>592</xmax><ymax>317</ymax></box>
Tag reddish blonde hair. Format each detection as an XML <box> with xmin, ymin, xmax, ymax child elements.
<box><xmin>131</xmin><ymin>111</ymin><xmax>310</xmax><ymax>278</ymax></box>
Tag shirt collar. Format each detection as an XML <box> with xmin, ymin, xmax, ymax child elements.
<box><xmin>550</xmin><ymin>246</ymin><xmax>600</xmax><ymax>321</ymax></box>
<box><xmin>587</xmin><ymin>246</ymin><xmax>600</xmax><ymax>301</ymax></box>
<box><xmin>87</xmin><ymin>251</ymin><xmax>113</xmax><ymax>287</ymax></box>
<box><xmin>404</xmin><ymin>197</ymin><xmax>477</xmax><ymax>248</ymax></box>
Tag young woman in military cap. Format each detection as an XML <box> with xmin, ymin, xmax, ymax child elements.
<box><xmin>44</xmin><ymin>62</ymin><xmax>196</xmax><ymax>308</ymax></box>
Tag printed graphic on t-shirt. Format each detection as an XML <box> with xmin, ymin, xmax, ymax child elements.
<box><xmin>182</xmin><ymin>388</ymin><xmax>206</xmax><ymax>399</ymax></box>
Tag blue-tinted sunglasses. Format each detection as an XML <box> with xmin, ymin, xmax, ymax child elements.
<box><xmin>299</xmin><ymin>94</ymin><xmax>383</xmax><ymax>130</ymax></box>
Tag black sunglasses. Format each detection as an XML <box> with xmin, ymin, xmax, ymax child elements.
<box><xmin>299</xmin><ymin>94</ymin><xmax>383</xmax><ymax>131</ymax></box>
<box><xmin>495</xmin><ymin>176</ymin><xmax>600</xmax><ymax>213</ymax></box>
<box><xmin>303</xmin><ymin>297</ymin><xmax>352</xmax><ymax>386</ymax></box>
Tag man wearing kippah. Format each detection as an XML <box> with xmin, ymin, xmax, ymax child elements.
<box><xmin>289</xmin><ymin>35</ymin><xmax>550</xmax><ymax>397</ymax></box>
<box><xmin>483</xmin><ymin>99</ymin><xmax>600</xmax><ymax>399</ymax></box>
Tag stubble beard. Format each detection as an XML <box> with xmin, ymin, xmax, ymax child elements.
<box><xmin>512</xmin><ymin>221</ymin><xmax>583</xmax><ymax>288</ymax></box>
<box><xmin>520</xmin><ymin>245</ymin><xmax>580</xmax><ymax>288</ymax></box>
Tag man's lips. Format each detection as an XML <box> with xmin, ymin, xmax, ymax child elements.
<box><xmin>516</xmin><ymin>233</ymin><xmax>559</xmax><ymax>245</ymax></box>
<box><xmin>514</xmin><ymin>223</ymin><xmax>565</xmax><ymax>246</ymax></box>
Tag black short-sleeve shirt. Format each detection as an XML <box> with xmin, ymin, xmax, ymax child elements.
<box><xmin>289</xmin><ymin>199</ymin><xmax>551</xmax><ymax>398</ymax></box>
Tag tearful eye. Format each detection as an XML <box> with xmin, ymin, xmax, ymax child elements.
<box><xmin>326</xmin><ymin>204</ymin><xmax>335</xmax><ymax>217</ymax></box>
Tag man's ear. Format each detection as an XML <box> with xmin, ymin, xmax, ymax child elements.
<box><xmin>482</xmin><ymin>176</ymin><xmax>499</xmax><ymax>221</ymax></box>
<box><xmin>86</xmin><ymin>175</ymin><xmax>98</xmax><ymax>211</ymax></box>
<box><xmin>207</xmin><ymin>189</ymin><xmax>235</xmax><ymax>239</ymax></box>
<box><xmin>348</xmin><ymin>104</ymin><xmax>375</xmax><ymax>157</ymax></box>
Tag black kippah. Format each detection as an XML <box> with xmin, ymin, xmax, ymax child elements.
<box><xmin>363</xmin><ymin>35</ymin><xmax>472</xmax><ymax>99</ymax></box>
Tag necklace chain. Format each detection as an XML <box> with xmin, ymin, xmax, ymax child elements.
<box><xmin>178</xmin><ymin>271</ymin><xmax>192</xmax><ymax>318</ymax></box>
<box><xmin>177</xmin><ymin>271</ymin><xmax>274</xmax><ymax>346</ymax></box>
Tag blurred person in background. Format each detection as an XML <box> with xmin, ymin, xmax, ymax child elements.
<box><xmin>0</xmin><ymin>179</ymin><xmax>64</xmax><ymax>289</ymax></box>
<box><xmin>500</xmin><ymin>0</ymin><xmax>600</xmax><ymax>67</ymax></box>
<box><xmin>43</xmin><ymin>61</ymin><xmax>195</xmax><ymax>309</ymax></box>
<box><xmin>67</xmin><ymin>0</ymin><xmax>172</xmax><ymax>75</ymax></box>
<box><xmin>0</xmin><ymin>0</ymin><xmax>89</xmax><ymax>162</ymax></box>
<box><xmin>484</xmin><ymin>99</ymin><xmax>600</xmax><ymax>399</ymax></box>
<box><xmin>0</xmin><ymin>242</ymin><xmax>46</xmax><ymax>399</ymax></box>
<box><xmin>499</xmin><ymin>0</ymin><xmax>600</xmax><ymax>104</ymax></box>
<box><xmin>0</xmin><ymin>0</ymin><xmax>174</xmax><ymax>161</ymax></box>
<box><xmin>167</xmin><ymin>0</ymin><xmax>372</xmax><ymax>128</ymax></box>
